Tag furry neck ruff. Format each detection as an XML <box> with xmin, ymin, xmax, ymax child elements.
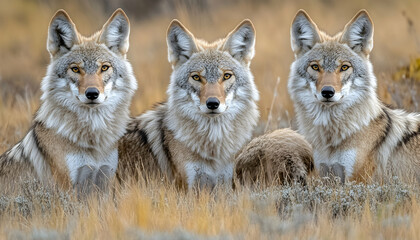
<box><xmin>296</xmin><ymin>92</ymin><xmax>382</xmax><ymax>150</ymax></box>
<box><xmin>35</xmin><ymin>72</ymin><xmax>134</xmax><ymax>153</ymax></box>
<box><xmin>165</xmin><ymin>97</ymin><xmax>259</xmax><ymax>167</ymax></box>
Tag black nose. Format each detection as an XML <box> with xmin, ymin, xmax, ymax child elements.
<box><xmin>206</xmin><ymin>97</ymin><xmax>220</xmax><ymax>110</ymax></box>
<box><xmin>321</xmin><ymin>86</ymin><xmax>335</xmax><ymax>99</ymax></box>
<box><xmin>85</xmin><ymin>88</ymin><xmax>100</xmax><ymax>100</ymax></box>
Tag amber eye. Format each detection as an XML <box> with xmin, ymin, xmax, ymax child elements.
<box><xmin>341</xmin><ymin>65</ymin><xmax>350</xmax><ymax>71</ymax></box>
<box><xmin>71</xmin><ymin>67</ymin><xmax>80</xmax><ymax>73</ymax></box>
<box><xmin>223</xmin><ymin>73</ymin><xmax>232</xmax><ymax>80</ymax></box>
<box><xmin>311</xmin><ymin>64</ymin><xmax>320</xmax><ymax>71</ymax></box>
<box><xmin>101</xmin><ymin>65</ymin><xmax>110</xmax><ymax>72</ymax></box>
<box><xmin>192</xmin><ymin>74</ymin><xmax>201</xmax><ymax>81</ymax></box>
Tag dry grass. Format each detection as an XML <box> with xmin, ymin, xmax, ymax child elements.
<box><xmin>1</xmin><ymin>0</ymin><xmax>420</xmax><ymax>239</ymax></box>
<box><xmin>0</xmin><ymin>178</ymin><xmax>419</xmax><ymax>239</ymax></box>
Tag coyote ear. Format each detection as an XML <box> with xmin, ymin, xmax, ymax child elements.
<box><xmin>47</xmin><ymin>10</ymin><xmax>79</xmax><ymax>57</ymax></box>
<box><xmin>341</xmin><ymin>10</ymin><xmax>374</xmax><ymax>56</ymax></box>
<box><xmin>99</xmin><ymin>8</ymin><xmax>130</xmax><ymax>56</ymax></box>
<box><xmin>167</xmin><ymin>20</ymin><xmax>197</xmax><ymax>66</ymax></box>
<box><xmin>290</xmin><ymin>10</ymin><xmax>321</xmax><ymax>57</ymax></box>
<box><xmin>223</xmin><ymin>19</ymin><xmax>256</xmax><ymax>66</ymax></box>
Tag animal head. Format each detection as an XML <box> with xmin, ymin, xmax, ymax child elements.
<box><xmin>43</xmin><ymin>9</ymin><xmax>137</xmax><ymax>108</ymax></box>
<box><xmin>288</xmin><ymin>9</ymin><xmax>376</xmax><ymax>109</ymax></box>
<box><xmin>166</xmin><ymin>19</ymin><xmax>259</xmax><ymax>117</ymax></box>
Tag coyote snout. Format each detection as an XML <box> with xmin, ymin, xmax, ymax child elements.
<box><xmin>70</xmin><ymin>64</ymin><xmax>111</xmax><ymax>105</ymax></box>
<box><xmin>198</xmin><ymin>78</ymin><xmax>227</xmax><ymax>115</ymax></box>
<box><xmin>316</xmin><ymin>71</ymin><xmax>342</xmax><ymax>102</ymax></box>
<box><xmin>79</xmin><ymin>74</ymin><xmax>104</xmax><ymax>102</ymax></box>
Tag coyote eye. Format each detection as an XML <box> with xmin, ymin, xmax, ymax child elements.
<box><xmin>311</xmin><ymin>64</ymin><xmax>320</xmax><ymax>71</ymax></box>
<box><xmin>71</xmin><ymin>67</ymin><xmax>80</xmax><ymax>73</ymax></box>
<box><xmin>192</xmin><ymin>75</ymin><xmax>201</xmax><ymax>81</ymax></box>
<box><xmin>101</xmin><ymin>65</ymin><xmax>110</xmax><ymax>72</ymax></box>
<box><xmin>341</xmin><ymin>65</ymin><xmax>350</xmax><ymax>71</ymax></box>
<box><xmin>223</xmin><ymin>73</ymin><xmax>232</xmax><ymax>80</ymax></box>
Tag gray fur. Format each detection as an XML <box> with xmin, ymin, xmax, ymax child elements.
<box><xmin>0</xmin><ymin>9</ymin><xmax>137</xmax><ymax>194</ymax></box>
<box><xmin>288</xmin><ymin>10</ymin><xmax>420</xmax><ymax>183</ymax></box>
<box><xmin>167</xmin><ymin>50</ymin><xmax>259</xmax><ymax>165</ymax></box>
<box><xmin>99</xmin><ymin>10</ymin><xmax>130</xmax><ymax>56</ymax></box>
<box><xmin>47</xmin><ymin>10</ymin><xmax>79</xmax><ymax>58</ymax></box>
<box><xmin>223</xmin><ymin>21</ymin><xmax>256</xmax><ymax>65</ymax></box>
<box><xmin>167</xmin><ymin>21</ymin><xmax>197</xmax><ymax>66</ymax></box>
<box><xmin>290</xmin><ymin>11</ymin><xmax>320</xmax><ymax>57</ymax></box>
<box><xmin>118</xmin><ymin>20</ymin><xmax>259</xmax><ymax>189</ymax></box>
<box><xmin>340</xmin><ymin>12</ymin><xmax>374</xmax><ymax>56</ymax></box>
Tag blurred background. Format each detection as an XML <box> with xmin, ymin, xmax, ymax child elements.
<box><xmin>1</xmin><ymin>0</ymin><xmax>420</xmax><ymax>151</ymax></box>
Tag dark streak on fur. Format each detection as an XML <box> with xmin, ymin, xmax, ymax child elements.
<box><xmin>32</xmin><ymin>121</ymin><xmax>47</xmax><ymax>158</ymax></box>
<box><xmin>159</xmin><ymin>113</ymin><xmax>177</xmax><ymax>177</ymax></box>
<box><xmin>0</xmin><ymin>148</ymin><xmax>13</xmax><ymax>175</ymax></box>
<box><xmin>343</xmin><ymin>74</ymin><xmax>351</xmax><ymax>84</ymax></box>
<box><xmin>56</xmin><ymin>28</ymin><xmax>71</xmax><ymax>51</ymax></box>
<box><xmin>152</xmin><ymin>102</ymin><xmax>166</xmax><ymax>110</ymax></box>
<box><xmin>125</xmin><ymin>125</ymin><xmax>149</xmax><ymax>146</ymax></box>
<box><xmin>171</xmin><ymin>34</ymin><xmax>190</xmax><ymax>61</ymax></box>
<box><xmin>373</xmin><ymin>107</ymin><xmax>392</xmax><ymax>151</ymax></box>
<box><xmin>397</xmin><ymin>122</ymin><xmax>420</xmax><ymax>148</ymax></box>
<box><xmin>138</xmin><ymin>130</ymin><xmax>148</xmax><ymax>145</ymax></box>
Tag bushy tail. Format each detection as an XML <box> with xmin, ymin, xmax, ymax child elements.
<box><xmin>0</xmin><ymin>130</ymin><xmax>40</xmax><ymax>182</ymax></box>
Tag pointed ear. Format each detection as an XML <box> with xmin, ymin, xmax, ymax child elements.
<box><xmin>166</xmin><ymin>20</ymin><xmax>197</xmax><ymax>66</ymax></box>
<box><xmin>223</xmin><ymin>20</ymin><xmax>256</xmax><ymax>66</ymax></box>
<box><xmin>290</xmin><ymin>10</ymin><xmax>321</xmax><ymax>57</ymax></box>
<box><xmin>99</xmin><ymin>8</ymin><xmax>130</xmax><ymax>56</ymax></box>
<box><xmin>340</xmin><ymin>10</ymin><xmax>374</xmax><ymax>56</ymax></box>
<box><xmin>47</xmin><ymin>10</ymin><xmax>79</xmax><ymax>57</ymax></box>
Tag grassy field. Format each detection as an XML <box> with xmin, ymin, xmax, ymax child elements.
<box><xmin>1</xmin><ymin>0</ymin><xmax>420</xmax><ymax>239</ymax></box>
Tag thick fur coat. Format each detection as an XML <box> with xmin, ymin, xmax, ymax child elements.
<box><xmin>0</xmin><ymin>9</ymin><xmax>137</xmax><ymax>193</ymax></box>
<box><xmin>118</xmin><ymin>19</ymin><xmax>259</xmax><ymax>189</ymax></box>
<box><xmin>288</xmin><ymin>9</ymin><xmax>420</xmax><ymax>183</ymax></box>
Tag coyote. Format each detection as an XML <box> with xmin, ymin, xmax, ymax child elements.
<box><xmin>118</xmin><ymin>19</ymin><xmax>259</xmax><ymax>189</ymax></box>
<box><xmin>288</xmin><ymin>9</ymin><xmax>420</xmax><ymax>183</ymax></box>
<box><xmin>0</xmin><ymin>9</ymin><xmax>137</xmax><ymax>193</ymax></box>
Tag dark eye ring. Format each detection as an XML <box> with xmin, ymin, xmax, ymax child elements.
<box><xmin>311</xmin><ymin>64</ymin><xmax>320</xmax><ymax>71</ymax></box>
<box><xmin>223</xmin><ymin>73</ymin><xmax>232</xmax><ymax>80</ymax></box>
<box><xmin>192</xmin><ymin>74</ymin><xmax>201</xmax><ymax>81</ymax></box>
<box><xmin>101</xmin><ymin>65</ymin><xmax>110</xmax><ymax>72</ymax></box>
<box><xmin>71</xmin><ymin>67</ymin><xmax>80</xmax><ymax>73</ymax></box>
<box><xmin>341</xmin><ymin>65</ymin><xmax>350</xmax><ymax>71</ymax></box>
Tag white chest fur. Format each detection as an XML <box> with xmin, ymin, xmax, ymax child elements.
<box><xmin>66</xmin><ymin>149</ymin><xmax>118</xmax><ymax>186</ymax></box>
<box><xmin>314</xmin><ymin>148</ymin><xmax>357</xmax><ymax>180</ymax></box>
<box><xmin>184</xmin><ymin>161</ymin><xmax>234</xmax><ymax>189</ymax></box>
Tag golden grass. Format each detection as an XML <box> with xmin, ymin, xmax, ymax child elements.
<box><xmin>1</xmin><ymin>0</ymin><xmax>420</xmax><ymax>239</ymax></box>
<box><xmin>0</xmin><ymin>179</ymin><xmax>419</xmax><ymax>239</ymax></box>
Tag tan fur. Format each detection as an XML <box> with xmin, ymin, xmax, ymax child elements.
<box><xmin>117</xmin><ymin>105</ymin><xmax>227</xmax><ymax>190</ymax></box>
<box><xmin>117</xmin><ymin>118</ymin><xmax>163</xmax><ymax>185</ymax></box>
<box><xmin>200</xmin><ymin>81</ymin><xmax>226</xmax><ymax>105</ymax></box>
<box><xmin>117</xmin><ymin>19</ymin><xmax>259</xmax><ymax>190</ymax></box>
<box><xmin>77</xmin><ymin>71</ymin><xmax>105</xmax><ymax>94</ymax></box>
<box><xmin>34</xmin><ymin>123</ymin><xmax>73</xmax><ymax>189</ymax></box>
<box><xmin>316</xmin><ymin>72</ymin><xmax>343</xmax><ymax>93</ymax></box>
<box><xmin>0</xmin><ymin>9</ymin><xmax>137</xmax><ymax>194</ymax></box>
<box><xmin>235</xmin><ymin>129</ymin><xmax>314</xmax><ymax>186</ymax></box>
<box><xmin>289</xmin><ymin>9</ymin><xmax>420</xmax><ymax>184</ymax></box>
